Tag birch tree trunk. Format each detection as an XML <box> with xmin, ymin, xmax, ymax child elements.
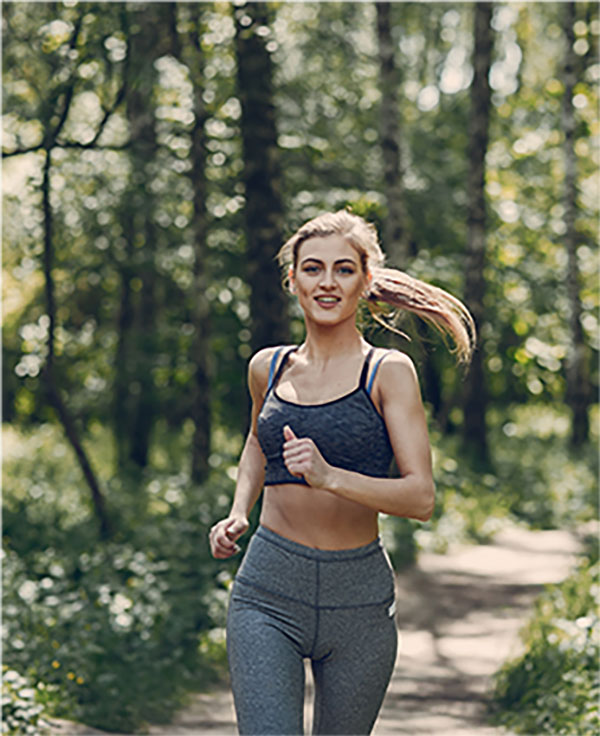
<box><xmin>562</xmin><ymin>2</ymin><xmax>590</xmax><ymax>446</ymax></box>
<box><xmin>234</xmin><ymin>2</ymin><xmax>289</xmax><ymax>354</ymax></box>
<box><xmin>376</xmin><ymin>2</ymin><xmax>410</xmax><ymax>268</ymax></box>
<box><xmin>462</xmin><ymin>3</ymin><xmax>493</xmax><ymax>462</ymax></box>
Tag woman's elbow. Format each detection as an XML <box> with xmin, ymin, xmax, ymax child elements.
<box><xmin>414</xmin><ymin>479</ymin><xmax>435</xmax><ymax>522</ymax></box>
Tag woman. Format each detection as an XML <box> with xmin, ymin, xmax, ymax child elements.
<box><xmin>209</xmin><ymin>210</ymin><xmax>475</xmax><ymax>735</ymax></box>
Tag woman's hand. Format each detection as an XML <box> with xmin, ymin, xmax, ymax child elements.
<box><xmin>282</xmin><ymin>425</ymin><xmax>332</xmax><ymax>488</ymax></box>
<box><xmin>209</xmin><ymin>516</ymin><xmax>249</xmax><ymax>559</ymax></box>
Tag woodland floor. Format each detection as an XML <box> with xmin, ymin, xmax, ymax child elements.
<box><xmin>49</xmin><ymin>525</ymin><xmax>583</xmax><ymax>736</ymax></box>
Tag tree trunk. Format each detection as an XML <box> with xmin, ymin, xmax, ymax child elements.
<box><xmin>462</xmin><ymin>3</ymin><xmax>493</xmax><ymax>463</ymax></box>
<box><xmin>177</xmin><ymin>4</ymin><xmax>213</xmax><ymax>483</ymax></box>
<box><xmin>234</xmin><ymin>2</ymin><xmax>289</xmax><ymax>354</ymax></box>
<box><xmin>115</xmin><ymin>3</ymin><xmax>167</xmax><ymax>470</ymax></box>
<box><xmin>113</xmin><ymin>236</ymin><xmax>135</xmax><ymax>470</ymax></box>
<box><xmin>562</xmin><ymin>2</ymin><xmax>590</xmax><ymax>446</ymax></box>
<box><xmin>42</xmin><ymin>146</ymin><xmax>111</xmax><ymax>539</ymax></box>
<box><xmin>376</xmin><ymin>2</ymin><xmax>410</xmax><ymax>268</ymax></box>
<box><xmin>35</xmin><ymin>11</ymin><xmax>112</xmax><ymax>538</ymax></box>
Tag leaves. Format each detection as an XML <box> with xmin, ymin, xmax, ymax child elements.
<box><xmin>492</xmin><ymin>561</ymin><xmax>600</xmax><ymax>735</ymax></box>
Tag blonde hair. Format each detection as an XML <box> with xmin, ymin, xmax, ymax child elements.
<box><xmin>278</xmin><ymin>209</ymin><xmax>476</xmax><ymax>364</ymax></box>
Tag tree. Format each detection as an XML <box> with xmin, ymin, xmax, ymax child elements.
<box><xmin>234</xmin><ymin>2</ymin><xmax>289</xmax><ymax>356</ymax></box>
<box><xmin>376</xmin><ymin>2</ymin><xmax>410</xmax><ymax>267</ymax></box>
<box><xmin>462</xmin><ymin>2</ymin><xmax>493</xmax><ymax>462</ymax></box>
<box><xmin>562</xmin><ymin>2</ymin><xmax>591</xmax><ymax>446</ymax></box>
<box><xmin>1</xmin><ymin>4</ymin><xmax>126</xmax><ymax>536</ymax></box>
<box><xmin>173</xmin><ymin>3</ymin><xmax>213</xmax><ymax>482</ymax></box>
<box><xmin>113</xmin><ymin>3</ymin><xmax>173</xmax><ymax>471</ymax></box>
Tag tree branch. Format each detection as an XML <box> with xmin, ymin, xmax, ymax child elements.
<box><xmin>46</xmin><ymin>12</ymin><xmax>85</xmax><ymax>145</ymax></box>
<box><xmin>2</xmin><ymin>144</ymin><xmax>45</xmax><ymax>157</ymax></box>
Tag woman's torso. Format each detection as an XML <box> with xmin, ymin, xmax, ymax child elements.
<box><xmin>257</xmin><ymin>345</ymin><xmax>393</xmax><ymax>550</ymax></box>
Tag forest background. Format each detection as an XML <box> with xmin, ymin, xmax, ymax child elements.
<box><xmin>2</xmin><ymin>1</ymin><xmax>598</xmax><ymax>734</ymax></box>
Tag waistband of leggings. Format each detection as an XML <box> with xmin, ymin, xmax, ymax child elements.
<box><xmin>255</xmin><ymin>525</ymin><xmax>384</xmax><ymax>563</ymax></box>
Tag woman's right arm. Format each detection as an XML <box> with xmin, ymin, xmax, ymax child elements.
<box><xmin>209</xmin><ymin>349</ymin><xmax>273</xmax><ymax>559</ymax></box>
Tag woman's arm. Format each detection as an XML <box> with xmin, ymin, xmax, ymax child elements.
<box><xmin>209</xmin><ymin>349</ymin><xmax>274</xmax><ymax>559</ymax></box>
<box><xmin>282</xmin><ymin>352</ymin><xmax>435</xmax><ymax>522</ymax></box>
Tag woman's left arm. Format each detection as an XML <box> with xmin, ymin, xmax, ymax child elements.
<box><xmin>282</xmin><ymin>352</ymin><xmax>435</xmax><ymax>521</ymax></box>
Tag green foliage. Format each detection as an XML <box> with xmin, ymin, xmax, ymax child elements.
<box><xmin>1</xmin><ymin>667</ymin><xmax>51</xmax><ymax>736</ymax></box>
<box><xmin>2</xmin><ymin>424</ymin><xmax>235</xmax><ymax>733</ymax></box>
<box><xmin>4</xmin><ymin>2</ymin><xmax>598</xmax><ymax>438</ymax></box>
<box><xmin>2</xmin><ymin>543</ymin><xmax>223</xmax><ymax>732</ymax></box>
<box><xmin>381</xmin><ymin>516</ymin><xmax>419</xmax><ymax>571</ymax></box>
<box><xmin>414</xmin><ymin>404</ymin><xmax>597</xmax><ymax>554</ymax></box>
<box><xmin>492</xmin><ymin>561</ymin><xmax>600</xmax><ymax>735</ymax></box>
<box><xmin>490</xmin><ymin>408</ymin><xmax>598</xmax><ymax>529</ymax></box>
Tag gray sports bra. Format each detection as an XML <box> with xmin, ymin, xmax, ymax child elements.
<box><xmin>256</xmin><ymin>346</ymin><xmax>394</xmax><ymax>486</ymax></box>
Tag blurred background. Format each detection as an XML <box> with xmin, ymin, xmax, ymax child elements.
<box><xmin>2</xmin><ymin>1</ymin><xmax>598</xmax><ymax>734</ymax></box>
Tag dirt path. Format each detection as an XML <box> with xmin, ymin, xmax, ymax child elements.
<box><xmin>372</xmin><ymin>526</ymin><xmax>581</xmax><ymax>735</ymax></box>
<box><xmin>49</xmin><ymin>526</ymin><xmax>582</xmax><ymax>735</ymax></box>
<box><xmin>149</xmin><ymin>526</ymin><xmax>581</xmax><ymax>736</ymax></box>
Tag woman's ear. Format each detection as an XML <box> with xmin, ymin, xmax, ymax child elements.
<box><xmin>288</xmin><ymin>267</ymin><xmax>295</xmax><ymax>294</ymax></box>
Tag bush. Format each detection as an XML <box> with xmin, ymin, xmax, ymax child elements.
<box><xmin>414</xmin><ymin>405</ymin><xmax>598</xmax><ymax>554</ymax></box>
<box><xmin>2</xmin><ymin>531</ymin><xmax>231</xmax><ymax>733</ymax></box>
<box><xmin>1</xmin><ymin>667</ymin><xmax>52</xmax><ymax>736</ymax></box>
<box><xmin>491</xmin><ymin>561</ymin><xmax>600</xmax><ymax>735</ymax></box>
<box><xmin>489</xmin><ymin>404</ymin><xmax>598</xmax><ymax>529</ymax></box>
<box><xmin>2</xmin><ymin>424</ymin><xmax>236</xmax><ymax>733</ymax></box>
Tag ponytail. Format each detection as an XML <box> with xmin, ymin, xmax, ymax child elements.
<box><xmin>367</xmin><ymin>267</ymin><xmax>476</xmax><ymax>364</ymax></box>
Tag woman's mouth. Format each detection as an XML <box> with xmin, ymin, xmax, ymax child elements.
<box><xmin>315</xmin><ymin>296</ymin><xmax>341</xmax><ymax>308</ymax></box>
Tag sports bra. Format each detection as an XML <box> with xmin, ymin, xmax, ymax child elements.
<box><xmin>256</xmin><ymin>346</ymin><xmax>394</xmax><ymax>486</ymax></box>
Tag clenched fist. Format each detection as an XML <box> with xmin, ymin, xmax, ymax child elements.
<box><xmin>282</xmin><ymin>425</ymin><xmax>332</xmax><ymax>488</ymax></box>
<box><xmin>209</xmin><ymin>516</ymin><xmax>249</xmax><ymax>559</ymax></box>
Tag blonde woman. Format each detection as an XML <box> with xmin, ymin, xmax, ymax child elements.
<box><xmin>209</xmin><ymin>210</ymin><xmax>474</xmax><ymax>735</ymax></box>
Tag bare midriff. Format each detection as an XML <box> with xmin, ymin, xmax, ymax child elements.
<box><xmin>260</xmin><ymin>483</ymin><xmax>379</xmax><ymax>550</ymax></box>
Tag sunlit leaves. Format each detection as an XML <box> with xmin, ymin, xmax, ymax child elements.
<box><xmin>3</xmin><ymin>1</ymin><xmax>597</xmax><ymax>427</ymax></box>
<box><xmin>493</xmin><ymin>561</ymin><xmax>600</xmax><ymax>735</ymax></box>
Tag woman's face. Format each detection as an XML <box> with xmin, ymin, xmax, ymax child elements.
<box><xmin>292</xmin><ymin>235</ymin><xmax>368</xmax><ymax>327</ymax></box>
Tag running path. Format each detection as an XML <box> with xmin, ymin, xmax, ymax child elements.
<box><xmin>372</xmin><ymin>526</ymin><xmax>581</xmax><ymax>735</ymax></box>
<box><xmin>152</xmin><ymin>526</ymin><xmax>581</xmax><ymax>736</ymax></box>
<box><xmin>47</xmin><ymin>526</ymin><xmax>582</xmax><ymax>735</ymax></box>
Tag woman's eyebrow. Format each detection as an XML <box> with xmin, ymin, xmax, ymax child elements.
<box><xmin>299</xmin><ymin>257</ymin><xmax>358</xmax><ymax>266</ymax></box>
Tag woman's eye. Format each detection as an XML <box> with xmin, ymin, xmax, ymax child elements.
<box><xmin>338</xmin><ymin>267</ymin><xmax>355</xmax><ymax>275</ymax></box>
<box><xmin>303</xmin><ymin>266</ymin><xmax>319</xmax><ymax>273</ymax></box>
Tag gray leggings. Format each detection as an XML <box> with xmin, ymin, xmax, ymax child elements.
<box><xmin>226</xmin><ymin>526</ymin><xmax>398</xmax><ymax>735</ymax></box>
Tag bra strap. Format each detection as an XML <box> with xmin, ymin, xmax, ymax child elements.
<box><xmin>268</xmin><ymin>345</ymin><xmax>298</xmax><ymax>391</ymax></box>
<box><xmin>366</xmin><ymin>351</ymin><xmax>390</xmax><ymax>395</ymax></box>
<box><xmin>359</xmin><ymin>347</ymin><xmax>376</xmax><ymax>389</ymax></box>
<box><xmin>267</xmin><ymin>347</ymin><xmax>284</xmax><ymax>391</ymax></box>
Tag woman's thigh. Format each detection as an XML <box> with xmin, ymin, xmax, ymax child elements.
<box><xmin>226</xmin><ymin>582</ymin><xmax>311</xmax><ymax>735</ymax></box>
<box><xmin>311</xmin><ymin>605</ymin><xmax>398</xmax><ymax>735</ymax></box>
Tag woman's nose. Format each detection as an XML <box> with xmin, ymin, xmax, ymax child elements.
<box><xmin>319</xmin><ymin>269</ymin><xmax>336</xmax><ymax>288</ymax></box>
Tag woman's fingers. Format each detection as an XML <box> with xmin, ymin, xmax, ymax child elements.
<box><xmin>283</xmin><ymin>424</ymin><xmax>297</xmax><ymax>441</ymax></box>
<box><xmin>209</xmin><ymin>518</ymin><xmax>247</xmax><ymax>558</ymax></box>
<box><xmin>283</xmin><ymin>433</ymin><xmax>306</xmax><ymax>471</ymax></box>
<box><xmin>225</xmin><ymin>517</ymin><xmax>248</xmax><ymax>541</ymax></box>
<box><xmin>283</xmin><ymin>441</ymin><xmax>314</xmax><ymax>478</ymax></box>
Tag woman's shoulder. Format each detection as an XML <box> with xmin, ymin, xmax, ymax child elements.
<box><xmin>248</xmin><ymin>345</ymin><xmax>297</xmax><ymax>391</ymax></box>
<box><xmin>372</xmin><ymin>348</ymin><xmax>419</xmax><ymax>389</ymax></box>
<box><xmin>371</xmin><ymin>346</ymin><xmax>415</xmax><ymax>369</ymax></box>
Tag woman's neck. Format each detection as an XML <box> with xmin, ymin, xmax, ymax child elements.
<box><xmin>300</xmin><ymin>320</ymin><xmax>365</xmax><ymax>362</ymax></box>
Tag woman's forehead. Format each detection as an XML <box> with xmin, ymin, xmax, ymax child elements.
<box><xmin>297</xmin><ymin>234</ymin><xmax>361</xmax><ymax>263</ymax></box>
